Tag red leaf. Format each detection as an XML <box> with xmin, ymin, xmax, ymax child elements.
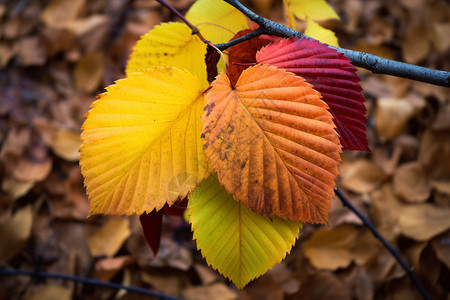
<box><xmin>227</xmin><ymin>29</ymin><xmax>273</xmax><ymax>86</ymax></box>
<box><xmin>163</xmin><ymin>197</ymin><xmax>188</xmax><ymax>216</ymax></box>
<box><xmin>140</xmin><ymin>210</ymin><xmax>163</xmax><ymax>255</ymax></box>
<box><xmin>256</xmin><ymin>38</ymin><xmax>369</xmax><ymax>151</ymax></box>
<box><xmin>205</xmin><ymin>45</ymin><xmax>220</xmax><ymax>83</ymax></box>
<box><xmin>140</xmin><ymin>198</ymin><xmax>188</xmax><ymax>255</ymax></box>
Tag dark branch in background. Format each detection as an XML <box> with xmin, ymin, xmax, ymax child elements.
<box><xmin>0</xmin><ymin>267</ymin><xmax>184</xmax><ymax>300</ymax></box>
<box><xmin>335</xmin><ymin>188</ymin><xmax>431</xmax><ymax>300</ymax></box>
<box><xmin>219</xmin><ymin>0</ymin><xmax>450</xmax><ymax>87</ymax></box>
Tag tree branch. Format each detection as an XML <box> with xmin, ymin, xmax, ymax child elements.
<box><xmin>334</xmin><ymin>188</ymin><xmax>431</xmax><ymax>300</ymax></box>
<box><xmin>157</xmin><ymin>0</ymin><xmax>208</xmax><ymax>42</ymax></box>
<box><xmin>221</xmin><ymin>0</ymin><xmax>450</xmax><ymax>87</ymax></box>
<box><xmin>0</xmin><ymin>267</ymin><xmax>184</xmax><ymax>300</ymax></box>
<box><xmin>216</xmin><ymin>27</ymin><xmax>265</xmax><ymax>50</ymax></box>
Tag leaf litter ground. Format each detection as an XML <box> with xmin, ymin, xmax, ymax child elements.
<box><xmin>0</xmin><ymin>0</ymin><xmax>449</xmax><ymax>299</ymax></box>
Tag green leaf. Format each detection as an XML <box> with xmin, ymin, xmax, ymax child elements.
<box><xmin>188</xmin><ymin>175</ymin><xmax>302</xmax><ymax>289</ymax></box>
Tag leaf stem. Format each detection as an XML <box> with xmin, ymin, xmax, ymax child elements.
<box><xmin>335</xmin><ymin>188</ymin><xmax>431</xmax><ymax>300</ymax></box>
<box><xmin>220</xmin><ymin>0</ymin><xmax>450</xmax><ymax>87</ymax></box>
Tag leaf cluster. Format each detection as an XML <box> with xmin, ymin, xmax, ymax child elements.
<box><xmin>80</xmin><ymin>0</ymin><xmax>369</xmax><ymax>289</ymax></box>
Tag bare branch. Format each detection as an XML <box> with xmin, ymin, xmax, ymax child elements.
<box><xmin>335</xmin><ymin>188</ymin><xmax>431</xmax><ymax>300</ymax></box>
<box><xmin>0</xmin><ymin>267</ymin><xmax>183</xmax><ymax>300</ymax></box>
<box><xmin>221</xmin><ymin>0</ymin><xmax>450</xmax><ymax>87</ymax></box>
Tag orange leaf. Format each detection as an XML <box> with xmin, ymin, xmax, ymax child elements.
<box><xmin>202</xmin><ymin>64</ymin><xmax>341</xmax><ymax>223</ymax></box>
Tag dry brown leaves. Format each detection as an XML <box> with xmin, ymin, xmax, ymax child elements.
<box><xmin>0</xmin><ymin>0</ymin><xmax>449</xmax><ymax>299</ymax></box>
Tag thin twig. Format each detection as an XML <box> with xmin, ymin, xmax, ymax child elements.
<box><xmin>334</xmin><ymin>188</ymin><xmax>431</xmax><ymax>300</ymax></box>
<box><xmin>156</xmin><ymin>0</ymin><xmax>208</xmax><ymax>42</ymax></box>
<box><xmin>220</xmin><ymin>0</ymin><xmax>450</xmax><ymax>87</ymax></box>
<box><xmin>215</xmin><ymin>27</ymin><xmax>266</xmax><ymax>50</ymax></box>
<box><xmin>0</xmin><ymin>267</ymin><xmax>184</xmax><ymax>300</ymax></box>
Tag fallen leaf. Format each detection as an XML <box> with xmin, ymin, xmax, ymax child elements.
<box><xmin>341</xmin><ymin>266</ymin><xmax>374</xmax><ymax>300</ymax></box>
<box><xmin>87</xmin><ymin>217</ymin><xmax>131</xmax><ymax>257</ymax></box>
<box><xmin>375</xmin><ymin>96</ymin><xmax>426</xmax><ymax>142</ymax></box>
<box><xmin>369</xmin><ymin>183</ymin><xmax>403</xmax><ymax>242</ymax></box>
<box><xmin>41</xmin><ymin>0</ymin><xmax>85</xmax><ymax>27</ymax></box>
<box><xmin>294</xmin><ymin>271</ymin><xmax>351</xmax><ymax>300</ymax></box>
<box><xmin>194</xmin><ymin>263</ymin><xmax>221</xmax><ymax>285</ymax></box>
<box><xmin>23</xmin><ymin>284</ymin><xmax>72</xmax><ymax>300</ymax></box>
<box><xmin>1</xmin><ymin>177</ymin><xmax>34</xmax><ymax>200</ymax></box>
<box><xmin>240</xmin><ymin>274</ymin><xmax>284</xmax><ymax>300</ymax></box>
<box><xmin>303</xmin><ymin>225</ymin><xmax>379</xmax><ymax>270</ymax></box>
<box><xmin>12</xmin><ymin>156</ymin><xmax>52</xmax><ymax>182</ymax></box>
<box><xmin>0</xmin><ymin>204</ymin><xmax>33</xmax><ymax>263</ymax></box>
<box><xmin>430</xmin><ymin>22</ymin><xmax>450</xmax><ymax>53</ymax></box>
<box><xmin>404</xmin><ymin>241</ymin><xmax>427</xmax><ymax>270</ymax></box>
<box><xmin>401</xmin><ymin>24</ymin><xmax>430</xmax><ymax>64</ymax></box>
<box><xmin>0</xmin><ymin>41</ymin><xmax>17</xmax><ymax>68</ymax></box>
<box><xmin>398</xmin><ymin>204</ymin><xmax>450</xmax><ymax>241</ymax></box>
<box><xmin>203</xmin><ymin>64</ymin><xmax>341</xmax><ymax>223</ymax></box>
<box><xmin>63</xmin><ymin>15</ymin><xmax>109</xmax><ymax>53</ymax></box>
<box><xmin>419</xmin><ymin>130</ymin><xmax>450</xmax><ymax>180</ymax></box>
<box><xmin>94</xmin><ymin>255</ymin><xmax>134</xmax><ymax>282</ymax></box>
<box><xmin>17</xmin><ymin>36</ymin><xmax>46</xmax><ymax>66</ymax></box>
<box><xmin>339</xmin><ymin>158</ymin><xmax>388</xmax><ymax>194</ymax></box>
<box><xmin>49</xmin><ymin>129</ymin><xmax>81</xmax><ymax>161</ymax></box>
<box><xmin>74</xmin><ymin>51</ymin><xmax>104</xmax><ymax>93</ymax></box>
<box><xmin>393</xmin><ymin>161</ymin><xmax>431</xmax><ymax>203</ymax></box>
<box><xmin>141</xmin><ymin>269</ymin><xmax>189</xmax><ymax>297</ymax></box>
<box><xmin>182</xmin><ymin>282</ymin><xmax>238</xmax><ymax>300</ymax></box>
<box><xmin>431</xmin><ymin>231</ymin><xmax>450</xmax><ymax>270</ymax></box>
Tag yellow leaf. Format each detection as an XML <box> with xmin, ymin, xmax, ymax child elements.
<box><xmin>80</xmin><ymin>67</ymin><xmax>209</xmax><ymax>215</ymax></box>
<box><xmin>188</xmin><ymin>175</ymin><xmax>302</xmax><ymax>289</ymax></box>
<box><xmin>283</xmin><ymin>0</ymin><xmax>297</xmax><ymax>30</ymax></box>
<box><xmin>399</xmin><ymin>204</ymin><xmax>450</xmax><ymax>242</ymax></box>
<box><xmin>186</xmin><ymin>0</ymin><xmax>249</xmax><ymax>44</ymax></box>
<box><xmin>0</xmin><ymin>204</ymin><xmax>33</xmax><ymax>263</ymax></box>
<box><xmin>305</xmin><ymin>18</ymin><xmax>339</xmax><ymax>47</ymax></box>
<box><xmin>126</xmin><ymin>22</ymin><xmax>208</xmax><ymax>89</ymax></box>
<box><xmin>87</xmin><ymin>217</ymin><xmax>130</xmax><ymax>257</ymax></box>
<box><xmin>202</xmin><ymin>64</ymin><xmax>341</xmax><ymax>223</ymax></box>
<box><xmin>284</xmin><ymin>0</ymin><xmax>339</xmax><ymax>21</ymax></box>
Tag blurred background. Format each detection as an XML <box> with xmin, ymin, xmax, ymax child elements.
<box><xmin>0</xmin><ymin>0</ymin><xmax>449</xmax><ymax>299</ymax></box>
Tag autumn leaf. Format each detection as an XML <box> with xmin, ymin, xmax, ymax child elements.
<box><xmin>257</xmin><ymin>38</ymin><xmax>369</xmax><ymax>151</ymax></box>
<box><xmin>202</xmin><ymin>64</ymin><xmax>341</xmax><ymax>223</ymax></box>
<box><xmin>126</xmin><ymin>22</ymin><xmax>208</xmax><ymax>89</ymax></box>
<box><xmin>186</xmin><ymin>0</ymin><xmax>249</xmax><ymax>44</ymax></box>
<box><xmin>140</xmin><ymin>198</ymin><xmax>188</xmax><ymax>255</ymax></box>
<box><xmin>284</xmin><ymin>0</ymin><xmax>340</xmax><ymax>22</ymax></box>
<box><xmin>305</xmin><ymin>18</ymin><xmax>339</xmax><ymax>47</ymax></box>
<box><xmin>188</xmin><ymin>175</ymin><xmax>302</xmax><ymax>289</ymax></box>
<box><xmin>227</xmin><ymin>29</ymin><xmax>273</xmax><ymax>85</ymax></box>
<box><xmin>80</xmin><ymin>67</ymin><xmax>209</xmax><ymax>216</ymax></box>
